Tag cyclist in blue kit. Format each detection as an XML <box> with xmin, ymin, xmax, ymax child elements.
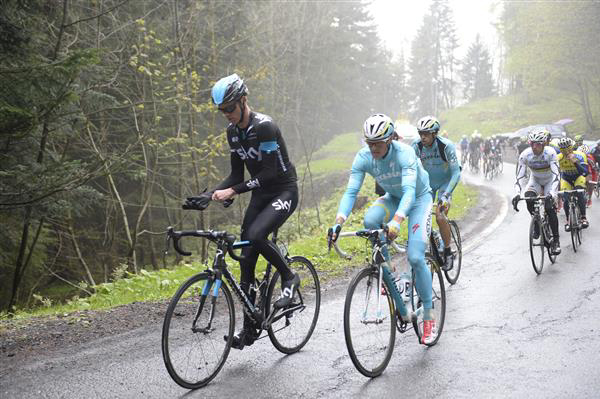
<box><xmin>328</xmin><ymin>113</ymin><xmax>437</xmax><ymax>345</ymax></box>
<box><xmin>412</xmin><ymin>116</ymin><xmax>461</xmax><ymax>271</ymax></box>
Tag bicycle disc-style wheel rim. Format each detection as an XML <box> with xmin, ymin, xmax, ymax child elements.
<box><xmin>444</xmin><ymin>221</ymin><xmax>462</xmax><ymax>285</ymax></box>
<box><xmin>412</xmin><ymin>255</ymin><xmax>446</xmax><ymax>347</ymax></box>
<box><xmin>162</xmin><ymin>273</ymin><xmax>235</xmax><ymax>389</ymax></box>
<box><xmin>267</xmin><ymin>256</ymin><xmax>321</xmax><ymax>354</ymax></box>
<box><xmin>529</xmin><ymin>218</ymin><xmax>544</xmax><ymax>275</ymax></box>
<box><xmin>344</xmin><ymin>267</ymin><xmax>395</xmax><ymax>378</ymax></box>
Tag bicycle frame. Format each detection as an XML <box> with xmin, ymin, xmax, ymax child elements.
<box><xmin>166</xmin><ymin>228</ymin><xmax>303</xmax><ymax>332</ymax></box>
<box><xmin>332</xmin><ymin>229</ymin><xmax>415</xmax><ymax>330</ymax></box>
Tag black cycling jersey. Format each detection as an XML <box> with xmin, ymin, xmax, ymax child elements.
<box><xmin>216</xmin><ymin>111</ymin><xmax>297</xmax><ymax>194</ymax></box>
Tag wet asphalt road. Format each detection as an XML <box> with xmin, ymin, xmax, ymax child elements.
<box><xmin>2</xmin><ymin>163</ymin><xmax>600</xmax><ymax>398</ymax></box>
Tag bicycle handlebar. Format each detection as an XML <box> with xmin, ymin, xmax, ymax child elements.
<box><xmin>166</xmin><ymin>227</ymin><xmax>242</xmax><ymax>260</ymax></box>
<box><xmin>331</xmin><ymin>229</ymin><xmax>406</xmax><ymax>261</ymax></box>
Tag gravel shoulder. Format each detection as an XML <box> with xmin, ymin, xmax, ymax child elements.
<box><xmin>0</xmin><ymin>182</ymin><xmax>504</xmax><ymax>375</ymax></box>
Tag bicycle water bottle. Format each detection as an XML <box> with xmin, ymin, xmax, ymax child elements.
<box><xmin>398</xmin><ymin>272</ymin><xmax>411</xmax><ymax>303</ymax></box>
<box><xmin>432</xmin><ymin>229</ymin><xmax>444</xmax><ymax>254</ymax></box>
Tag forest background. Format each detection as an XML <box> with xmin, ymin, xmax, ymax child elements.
<box><xmin>1</xmin><ymin>0</ymin><xmax>599</xmax><ymax>313</ymax></box>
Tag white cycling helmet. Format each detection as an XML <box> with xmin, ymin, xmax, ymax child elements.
<box><xmin>579</xmin><ymin>144</ymin><xmax>590</xmax><ymax>154</ymax></box>
<box><xmin>528</xmin><ymin>127</ymin><xmax>549</xmax><ymax>143</ymax></box>
<box><xmin>363</xmin><ymin>114</ymin><xmax>395</xmax><ymax>142</ymax></box>
<box><xmin>416</xmin><ymin>115</ymin><xmax>441</xmax><ymax>134</ymax></box>
<box><xmin>558</xmin><ymin>137</ymin><xmax>574</xmax><ymax>149</ymax></box>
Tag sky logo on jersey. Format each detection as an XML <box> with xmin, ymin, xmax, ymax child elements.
<box><xmin>272</xmin><ymin>199</ymin><xmax>292</xmax><ymax>212</ymax></box>
<box><xmin>246</xmin><ymin>179</ymin><xmax>260</xmax><ymax>189</ymax></box>
<box><xmin>235</xmin><ymin>147</ymin><xmax>259</xmax><ymax>160</ymax></box>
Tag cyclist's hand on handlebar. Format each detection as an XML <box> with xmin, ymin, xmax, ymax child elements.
<box><xmin>327</xmin><ymin>224</ymin><xmax>342</xmax><ymax>250</ymax></box>
<box><xmin>183</xmin><ymin>192</ymin><xmax>212</xmax><ymax>210</ymax></box>
<box><xmin>212</xmin><ymin>188</ymin><xmax>236</xmax><ymax>202</ymax></box>
<box><xmin>512</xmin><ymin>194</ymin><xmax>520</xmax><ymax>212</ymax></box>
<box><xmin>386</xmin><ymin>218</ymin><xmax>402</xmax><ymax>242</ymax></box>
<box><xmin>438</xmin><ymin>194</ymin><xmax>450</xmax><ymax>211</ymax></box>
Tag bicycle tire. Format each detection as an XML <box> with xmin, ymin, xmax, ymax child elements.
<box><xmin>267</xmin><ymin>256</ymin><xmax>321</xmax><ymax>354</ymax></box>
<box><xmin>444</xmin><ymin>220</ymin><xmax>462</xmax><ymax>285</ymax></box>
<box><xmin>595</xmin><ymin>183</ymin><xmax>599</xmax><ymax>199</ymax></box>
<box><xmin>570</xmin><ymin>202</ymin><xmax>579</xmax><ymax>252</ymax></box>
<box><xmin>529</xmin><ymin>217</ymin><xmax>544</xmax><ymax>275</ymax></box>
<box><xmin>344</xmin><ymin>267</ymin><xmax>396</xmax><ymax>378</ymax></box>
<box><xmin>411</xmin><ymin>254</ymin><xmax>446</xmax><ymax>347</ymax></box>
<box><xmin>162</xmin><ymin>272</ymin><xmax>235</xmax><ymax>389</ymax></box>
<box><xmin>545</xmin><ymin>219</ymin><xmax>557</xmax><ymax>264</ymax></box>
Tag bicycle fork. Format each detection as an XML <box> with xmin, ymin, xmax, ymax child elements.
<box><xmin>192</xmin><ymin>277</ymin><xmax>220</xmax><ymax>334</ymax></box>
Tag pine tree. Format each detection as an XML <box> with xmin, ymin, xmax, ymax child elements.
<box><xmin>460</xmin><ymin>35</ymin><xmax>495</xmax><ymax>101</ymax></box>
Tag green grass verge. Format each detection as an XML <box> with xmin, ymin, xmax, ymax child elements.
<box><xmin>440</xmin><ymin>89</ymin><xmax>600</xmax><ymax>141</ymax></box>
<box><xmin>2</xmin><ymin>134</ymin><xmax>478</xmax><ymax>319</ymax></box>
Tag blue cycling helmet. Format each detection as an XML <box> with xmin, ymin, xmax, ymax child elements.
<box><xmin>416</xmin><ymin>115</ymin><xmax>441</xmax><ymax>134</ymax></box>
<box><xmin>211</xmin><ymin>74</ymin><xmax>248</xmax><ymax>105</ymax></box>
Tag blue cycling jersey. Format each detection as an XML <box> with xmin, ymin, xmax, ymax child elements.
<box><xmin>411</xmin><ymin>136</ymin><xmax>461</xmax><ymax>195</ymax></box>
<box><xmin>337</xmin><ymin>141</ymin><xmax>431</xmax><ymax>221</ymax></box>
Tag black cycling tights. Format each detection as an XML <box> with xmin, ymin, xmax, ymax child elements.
<box><xmin>239</xmin><ymin>189</ymin><xmax>298</xmax><ymax>291</ymax></box>
<box><xmin>524</xmin><ymin>191</ymin><xmax>558</xmax><ymax>238</ymax></box>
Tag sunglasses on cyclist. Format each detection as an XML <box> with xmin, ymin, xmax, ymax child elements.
<box><xmin>218</xmin><ymin>102</ymin><xmax>238</xmax><ymax>114</ymax></box>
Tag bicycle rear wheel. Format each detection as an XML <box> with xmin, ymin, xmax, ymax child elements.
<box><xmin>344</xmin><ymin>267</ymin><xmax>396</xmax><ymax>378</ymax></box>
<box><xmin>412</xmin><ymin>254</ymin><xmax>446</xmax><ymax>347</ymax></box>
<box><xmin>444</xmin><ymin>220</ymin><xmax>462</xmax><ymax>285</ymax></box>
<box><xmin>267</xmin><ymin>256</ymin><xmax>321</xmax><ymax>354</ymax></box>
<box><xmin>162</xmin><ymin>273</ymin><xmax>235</xmax><ymax>389</ymax></box>
<box><xmin>529</xmin><ymin>217</ymin><xmax>544</xmax><ymax>275</ymax></box>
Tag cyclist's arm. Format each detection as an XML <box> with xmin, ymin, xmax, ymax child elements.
<box><xmin>514</xmin><ymin>151</ymin><xmax>528</xmax><ymax>194</ymax></box>
<box><xmin>336</xmin><ymin>153</ymin><xmax>367</xmax><ymax>223</ymax></box>
<box><xmin>231</xmin><ymin>121</ymin><xmax>282</xmax><ymax>194</ymax></box>
<box><xmin>444</xmin><ymin>143</ymin><xmax>461</xmax><ymax>194</ymax></box>
<box><xmin>550</xmin><ymin>152</ymin><xmax>560</xmax><ymax>195</ymax></box>
<box><xmin>572</xmin><ymin>153</ymin><xmax>588</xmax><ymax>176</ymax></box>
<box><xmin>394</xmin><ymin>151</ymin><xmax>418</xmax><ymax>220</ymax></box>
<box><xmin>215</xmin><ymin>142</ymin><xmax>245</xmax><ymax>192</ymax></box>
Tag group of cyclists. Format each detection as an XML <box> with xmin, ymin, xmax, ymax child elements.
<box><xmin>459</xmin><ymin>132</ymin><xmax>504</xmax><ymax>176</ymax></box>
<box><xmin>512</xmin><ymin>128</ymin><xmax>600</xmax><ymax>256</ymax></box>
<box><xmin>185</xmin><ymin>72</ymin><xmax>598</xmax><ymax>354</ymax></box>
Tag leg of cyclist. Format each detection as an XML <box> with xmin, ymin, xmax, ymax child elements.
<box><xmin>541</xmin><ymin>181</ymin><xmax>561</xmax><ymax>255</ymax></box>
<box><xmin>229</xmin><ymin>189</ymin><xmax>299</xmax><ymax>349</ymax></box>
<box><xmin>523</xmin><ymin>188</ymin><xmax>540</xmax><ymax>238</ymax></box>
<box><xmin>406</xmin><ymin>195</ymin><xmax>435</xmax><ymax>345</ymax></box>
<box><xmin>363</xmin><ymin>195</ymin><xmax>413</xmax><ymax>321</ymax></box>
<box><xmin>435</xmin><ymin>188</ymin><xmax>454</xmax><ymax>271</ymax></box>
<box><xmin>574</xmin><ymin>176</ymin><xmax>588</xmax><ymax>228</ymax></box>
<box><xmin>561</xmin><ymin>179</ymin><xmax>572</xmax><ymax>232</ymax></box>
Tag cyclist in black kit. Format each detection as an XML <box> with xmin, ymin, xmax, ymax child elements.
<box><xmin>185</xmin><ymin>74</ymin><xmax>299</xmax><ymax>350</ymax></box>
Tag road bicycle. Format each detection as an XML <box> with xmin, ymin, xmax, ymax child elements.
<box><xmin>429</xmin><ymin>207</ymin><xmax>462</xmax><ymax>285</ymax></box>
<box><xmin>559</xmin><ymin>189</ymin><xmax>585</xmax><ymax>252</ymax></box>
<box><xmin>162</xmin><ymin>226</ymin><xmax>320</xmax><ymax>389</ymax></box>
<box><xmin>329</xmin><ymin>227</ymin><xmax>445</xmax><ymax>377</ymax></box>
<box><xmin>514</xmin><ymin>195</ymin><xmax>557</xmax><ymax>274</ymax></box>
<box><xmin>469</xmin><ymin>151</ymin><xmax>481</xmax><ymax>173</ymax></box>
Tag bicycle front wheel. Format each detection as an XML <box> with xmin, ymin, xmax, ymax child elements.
<box><xmin>344</xmin><ymin>267</ymin><xmax>396</xmax><ymax>378</ymax></box>
<box><xmin>529</xmin><ymin>217</ymin><xmax>544</xmax><ymax>275</ymax></box>
<box><xmin>267</xmin><ymin>256</ymin><xmax>321</xmax><ymax>354</ymax></box>
<box><xmin>162</xmin><ymin>273</ymin><xmax>235</xmax><ymax>389</ymax></box>
<box><xmin>570</xmin><ymin>203</ymin><xmax>579</xmax><ymax>252</ymax></box>
<box><xmin>412</xmin><ymin>254</ymin><xmax>446</xmax><ymax>347</ymax></box>
<box><xmin>444</xmin><ymin>220</ymin><xmax>462</xmax><ymax>285</ymax></box>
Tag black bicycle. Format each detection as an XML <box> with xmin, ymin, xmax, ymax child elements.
<box><xmin>162</xmin><ymin>226</ymin><xmax>320</xmax><ymax>389</ymax></box>
<box><xmin>514</xmin><ymin>195</ymin><xmax>557</xmax><ymax>274</ymax></box>
<box><xmin>559</xmin><ymin>189</ymin><xmax>585</xmax><ymax>252</ymax></box>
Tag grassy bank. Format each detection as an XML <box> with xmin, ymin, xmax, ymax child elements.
<box><xmin>3</xmin><ymin>133</ymin><xmax>478</xmax><ymax>319</ymax></box>
<box><xmin>440</xmin><ymin>89</ymin><xmax>600</xmax><ymax>141</ymax></box>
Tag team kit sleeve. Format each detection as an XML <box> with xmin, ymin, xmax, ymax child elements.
<box><xmin>215</xmin><ymin>133</ymin><xmax>245</xmax><ymax>191</ymax></box>
<box><xmin>336</xmin><ymin>152</ymin><xmax>367</xmax><ymax>222</ymax></box>
<box><xmin>550</xmin><ymin>151</ymin><xmax>560</xmax><ymax>195</ymax></box>
<box><xmin>394</xmin><ymin>149</ymin><xmax>418</xmax><ymax>220</ymax></box>
<box><xmin>443</xmin><ymin>142</ymin><xmax>461</xmax><ymax>194</ymax></box>
<box><xmin>514</xmin><ymin>150</ymin><xmax>528</xmax><ymax>194</ymax></box>
<box><xmin>231</xmin><ymin>121</ymin><xmax>281</xmax><ymax>194</ymax></box>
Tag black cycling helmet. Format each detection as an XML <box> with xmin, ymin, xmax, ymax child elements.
<box><xmin>211</xmin><ymin>73</ymin><xmax>248</xmax><ymax>105</ymax></box>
